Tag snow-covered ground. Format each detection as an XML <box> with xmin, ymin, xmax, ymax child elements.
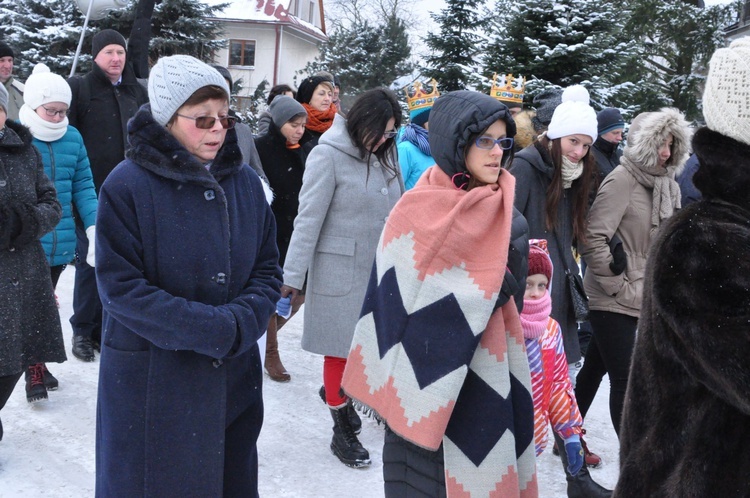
<box><xmin>0</xmin><ymin>267</ymin><xmax>620</xmax><ymax>497</ymax></box>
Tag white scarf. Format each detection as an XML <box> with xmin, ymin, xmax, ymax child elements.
<box><xmin>561</xmin><ymin>156</ymin><xmax>584</xmax><ymax>189</ymax></box>
<box><xmin>19</xmin><ymin>104</ymin><xmax>69</xmax><ymax>142</ymax></box>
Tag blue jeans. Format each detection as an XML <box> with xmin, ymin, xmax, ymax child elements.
<box><xmin>70</xmin><ymin>223</ymin><xmax>101</xmax><ymax>341</ymax></box>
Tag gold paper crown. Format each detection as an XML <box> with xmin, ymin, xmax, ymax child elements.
<box><xmin>490</xmin><ymin>73</ymin><xmax>526</xmax><ymax>105</ymax></box>
<box><xmin>405</xmin><ymin>79</ymin><xmax>440</xmax><ymax>114</ymax></box>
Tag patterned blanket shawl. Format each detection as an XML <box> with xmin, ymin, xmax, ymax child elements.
<box><xmin>342</xmin><ymin>166</ymin><xmax>538</xmax><ymax>497</ymax></box>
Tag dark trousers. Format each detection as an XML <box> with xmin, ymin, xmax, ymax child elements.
<box><xmin>70</xmin><ymin>224</ymin><xmax>101</xmax><ymax>341</ymax></box>
<box><xmin>0</xmin><ymin>371</ymin><xmax>23</xmax><ymax>439</ymax></box>
<box><xmin>50</xmin><ymin>264</ymin><xmax>65</xmax><ymax>289</ymax></box>
<box><xmin>574</xmin><ymin>310</ymin><xmax>637</xmax><ymax>437</ymax></box>
<box><xmin>383</xmin><ymin>426</ymin><xmax>446</xmax><ymax>498</ymax></box>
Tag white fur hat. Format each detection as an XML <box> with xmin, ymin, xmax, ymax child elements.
<box><xmin>148</xmin><ymin>55</ymin><xmax>229</xmax><ymax>126</ymax></box>
<box><xmin>23</xmin><ymin>63</ymin><xmax>72</xmax><ymax>110</ymax></box>
<box><xmin>546</xmin><ymin>85</ymin><xmax>598</xmax><ymax>143</ymax></box>
<box><xmin>703</xmin><ymin>37</ymin><xmax>750</xmax><ymax>146</ymax></box>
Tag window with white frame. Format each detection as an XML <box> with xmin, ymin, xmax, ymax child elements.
<box><xmin>309</xmin><ymin>1</ymin><xmax>315</xmax><ymax>24</ymax></box>
<box><xmin>229</xmin><ymin>40</ymin><xmax>256</xmax><ymax>67</ymax></box>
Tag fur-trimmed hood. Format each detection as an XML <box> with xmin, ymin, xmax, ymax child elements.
<box><xmin>621</xmin><ymin>107</ymin><xmax>691</xmax><ymax>177</ymax></box>
<box><xmin>1</xmin><ymin>118</ymin><xmax>35</xmax><ymax>151</ymax></box>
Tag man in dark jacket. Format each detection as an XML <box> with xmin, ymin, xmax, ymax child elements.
<box><xmin>591</xmin><ymin>107</ymin><xmax>624</xmax><ymax>183</ymax></box>
<box><xmin>67</xmin><ymin>29</ymin><xmax>148</xmax><ymax>362</ymax></box>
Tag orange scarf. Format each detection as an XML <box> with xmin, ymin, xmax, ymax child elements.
<box><xmin>302</xmin><ymin>103</ymin><xmax>336</xmax><ymax>134</ymax></box>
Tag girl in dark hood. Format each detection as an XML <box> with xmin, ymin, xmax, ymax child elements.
<box><xmin>342</xmin><ymin>91</ymin><xmax>538</xmax><ymax>497</ymax></box>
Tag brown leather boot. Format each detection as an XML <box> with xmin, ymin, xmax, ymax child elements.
<box><xmin>265</xmin><ymin>315</ymin><xmax>291</xmax><ymax>382</ymax></box>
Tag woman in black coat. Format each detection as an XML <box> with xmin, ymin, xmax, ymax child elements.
<box><xmin>0</xmin><ymin>84</ymin><xmax>64</xmax><ymax>437</ymax></box>
<box><xmin>254</xmin><ymin>95</ymin><xmax>309</xmax><ymax>382</ymax></box>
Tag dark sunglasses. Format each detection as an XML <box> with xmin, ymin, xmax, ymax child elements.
<box><xmin>176</xmin><ymin>114</ymin><xmax>237</xmax><ymax>130</ymax></box>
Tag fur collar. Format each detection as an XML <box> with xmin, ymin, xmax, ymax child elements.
<box><xmin>692</xmin><ymin>127</ymin><xmax>750</xmax><ymax>212</ymax></box>
<box><xmin>126</xmin><ymin>105</ymin><xmax>243</xmax><ymax>189</ymax></box>
<box><xmin>622</xmin><ymin>108</ymin><xmax>691</xmax><ymax>178</ymax></box>
<box><xmin>0</xmin><ymin>119</ymin><xmax>34</xmax><ymax>151</ymax></box>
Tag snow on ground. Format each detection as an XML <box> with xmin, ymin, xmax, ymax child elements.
<box><xmin>0</xmin><ymin>267</ymin><xmax>620</xmax><ymax>497</ymax></box>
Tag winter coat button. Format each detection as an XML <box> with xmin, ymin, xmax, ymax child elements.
<box><xmin>0</xmin><ymin>180</ymin><xmax>6</xmax><ymax>187</ymax></box>
<box><xmin>11</xmin><ymin>278</ymin><xmax>19</xmax><ymax>286</ymax></box>
<box><xmin>213</xmin><ymin>272</ymin><xmax>227</xmax><ymax>285</ymax></box>
<box><xmin>204</xmin><ymin>190</ymin><xmax>215</xmax><ymax>201</ymax></box>
<box><xmin>380</xmin><ymin>187</ymin><xmax>388</xmax><ymax>195</ymax></box>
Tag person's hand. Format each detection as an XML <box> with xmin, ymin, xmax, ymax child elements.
<box><xmin>609</xmin><ymin>240</ymin><xmax>627</xmax><ymax>275</ymax></box>
<box><xmin>276</xmin><ymin>296</ymin><xmax>292</xmax><ymax>319</ymax></box>
<box><xmin>280</xmin><ymin>285</ymin><xmax>302</xmax><ymax>308</ymax></box>
<box><xmin>494</xmin><ymin>267</ymin><xmax>519</xmax><ymax>310</ymax></box>
<box><xmin>564</xmin><ymin>435</ymin><xmax>584</xmax><ymax>476</ymax></box>
<box><xmin>85</xmin><ymin>225</ymin><xmax>96</xmax><ymax>267</ymax></box>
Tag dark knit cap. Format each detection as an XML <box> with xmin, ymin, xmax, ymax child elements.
<box><xmin>0</xmin><ymin>41</ymin><xmax>13</xmax><ymax>59</ymax></box>
<box><xmin>270</xmin><ymin>95</ymin><xmax>307</xmax><ymax>128</ymax></box>
<box><xmin>530</xmin><ymin>88</ymin><xmax>563</xmax><ymax>133</ymax></box>
<box><xmin>296</xmin><ymin>75</ymin><xmax>334</xmax><ymax>105</ymax></box>
<box><xmin>92</xmin><ymin>29</ymin><xmax>127</xmax><ymax>59</ymax></box>
<box><xmin>411</xmin><ymin>108</ymin><xmax>430</xmax><ymax>128</ymax></box>
<box><xmin>210</xmin><ymin>64</ymin><xmax>233</xmax><ymax>88</ymax></box>
<box><xmin>528</xmin><ymin>245</ymin><xmax>553</xmax><ymax>282</ymax></box>
<box><xmin>597</xmin><ymin>107</ymin><xmax>625</xmax><ymax>135</ymax></box>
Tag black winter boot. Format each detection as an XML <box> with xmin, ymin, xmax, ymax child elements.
<box><xmin>554</xmin><ymin>432</ymin><xmax>611</xmax><ymax>498</ymax></box>
<box><xmin>41</xmin><ymin>364</ymin><xmax>58</xmax><ymax>391</ymax></box>
<box><xmin>25</xmin><ymin>364</ymin><xmax>48</xmax><ymax>403</ymax></box>
<box><xmin>319</xmin><ymin>385</ymin><xmax>362</xmax><ymax>434</ymax></box>
<box><xmin>329</xmin><ymin>406</ymin><xmax>371</xmax><ymax>468</ymax></box>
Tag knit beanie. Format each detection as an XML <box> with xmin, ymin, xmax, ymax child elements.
<box><xmin>269</xmin><ymin>95</ymin><xmax>307</xmax><ymax>128</ymax></box>
<box><xmin>92</xmin><ymin>29</ymin><xmax>127</xmax><ymax>59</ymax></box>
<box><xmin>23</xmin><ymin>63</ymin><xmax>72</xmax><ymax>110</ymax></box>
<box><xmin>0</xmin><ymin>82</ymin><xmax>8</xmax><ymax>115</ymax></box>
<box><xmin>547</xmin><ymin>85</ymin><xmax>598</xmax><ymax>143</ymax></box>
<box><xmin>703</xmin><ymin>37</ymin><xmax>750</xmax><ymax>146</ymax></box>
<box><xmin>210</xmin><ymin>64</ymin><xmax>233</xmax><ymax>88</ymax></box>
<box><xmin>148</xmin><ymin>55</ymin><xmax>230</xmax><ymax>127</ymax></box>
<box><xmin>531</xmin><ymin>88</ymin><xmax>563</xmax><ymax>133</ymax></box>
<box><xmin>597</xmin><ymin>108</ymin><xmax>625</xmax><ymax>135</ymax></box>
<box><xmin>0</xmin><ymin>41</ymin><xmax>13</xmax><ymax>59</ymax></box>
<box><xmin>528</xmin><ymin>244</ymin><xmax>553</xmax><ymax>283</ymax></box>
<box><xmin>296</xmin><ymin>75</ymin><xmax>333</xmax><ymax>105</ymax></box>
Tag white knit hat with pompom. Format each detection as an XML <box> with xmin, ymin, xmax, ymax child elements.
<box><xmin>546</xmin><ymin>84</ymin><xmax>598</xmax><ymax>143</ymax></box>
<box><xmin>23</xmin><ymin>63</ymin><xmax>72</xmax><ymax>110</ymax></box>
<box><xmin>703</xmin><ymin>37</ymin><xmax>750</xmax><ymax>146</ymax></box>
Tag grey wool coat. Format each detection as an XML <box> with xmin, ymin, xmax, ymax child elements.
<box><xmin>509</xmin><ymin>143</ymin><xmax>584</xmax><ymax>363</ymax></box>
<box><xmin>283</xmin><ymin>114</ymin><xmax>403</xmax><ymax>358</ymax></box>
<box><xmin>0</xmin><ymin>120</ymin><xmax>65</xmax><ymax>377</ymax></box>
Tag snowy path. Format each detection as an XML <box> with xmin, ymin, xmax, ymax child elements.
<box><xmin>0</xmin><ymin>267</ymin><xmax>620</xmax><ymax>497</ymax></box>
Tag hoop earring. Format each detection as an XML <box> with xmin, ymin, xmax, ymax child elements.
<box><xmin>451</xmin><ymin>172</ymin><xmax>471</xmax><ymax>190</ymax></box>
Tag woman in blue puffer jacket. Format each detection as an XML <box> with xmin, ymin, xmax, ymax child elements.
<box><xmin>18</xmin><ymin>63</ymin><xmax>97</xmax><ymax>401</ymax></box>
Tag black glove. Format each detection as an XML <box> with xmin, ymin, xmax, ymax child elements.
<box><xmin>495</xmin><ymin>267</ymin><xmax>520</xmax><ymax>311</ymax></box>
<box><xmin>0</xmin><ymin>204</ymin><xmax>22</xmax><ymax>250</ymax></box>
<box><xmin>9</xmin><ymin>203</ymin><xmax>41</xmax><ymax>249</ymax></box>
<box><xmin>609</xmin><ymin>235</ymin><xmax>627</xmax><ymax>275</ymax></box>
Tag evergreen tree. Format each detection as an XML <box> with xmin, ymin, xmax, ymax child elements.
<box><xmin>481</xmin><ymin>0</ymin><xmax>634</xmax><ymax>106</ymax></box>
<box><xmin>300</xmin><ymin>9</ymin><xmax>413</xmax><ymax>103</ymax></box>
<box><xmin>0</xmin><ymin>0</ymin><xmax>226</xmax><ymax>79</ymax></box>
<box><xmin>422</xmin><ymin>0</ymin><xmax>486</xmax><ymax>91</ymax></box>
<box><xmin>621</xmin><ymin>0</ymin><xmax>733</xmax><ymax>120</ymax></box>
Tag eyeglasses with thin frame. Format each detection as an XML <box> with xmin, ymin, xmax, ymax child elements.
<box><xmin>41</xmin><ymin>105</ymin><xmax>70</xmax><ymax>118</ymax></box>
<box><xmin>175</xmin><ymin>114</ymin><xmax>237</xmax><ymax>130</ymax></box>
<box><xmin>475</xmin><ymin>136</ymin><xmax>514</xmax><ymax>150</ymax></box>
<box><xmin>383</xmin><ymin>129</ymin><xmax>398</xmax><ymax>139</ymax></box>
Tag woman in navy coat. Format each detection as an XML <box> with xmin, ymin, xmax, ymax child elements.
<box><xmin>94</xmin><ymin>55</ymin><xmax>281</xmax><ymax>497</ymax></box>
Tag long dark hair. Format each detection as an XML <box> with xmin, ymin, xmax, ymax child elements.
<box><xmin>345</xmin><ymin>87</ymin><xmax>401</xmax><ymax>179</ymax></box>
<box><xmin>537</xmin><ymin>134</ymin><xmax>597</xmax><ymax>244</ymax></box>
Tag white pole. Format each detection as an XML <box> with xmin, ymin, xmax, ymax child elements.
<box><xmin>70</xmin><ymin>0</ymin><xmax>96</xmax><ymax>77</ymax></box>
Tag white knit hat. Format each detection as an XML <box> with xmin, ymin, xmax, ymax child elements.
<box><xmin>23</xmin><ymin>63</ymin><xmax>72</xmax><ymax>110</ymax></box>
<box><xmin>546</xmin><ymin>85</ymin><xmax>598</xmax><ymax>143</ymax></box>
<box><xmin>148</xmin><ymin>55</ymin><xmax>230</xmax><ymax>126</ymax></box>
<box><xmin>703</xmin><ymin>37</ymin><xmax>750</xmax><ymax>146</ymax></box>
